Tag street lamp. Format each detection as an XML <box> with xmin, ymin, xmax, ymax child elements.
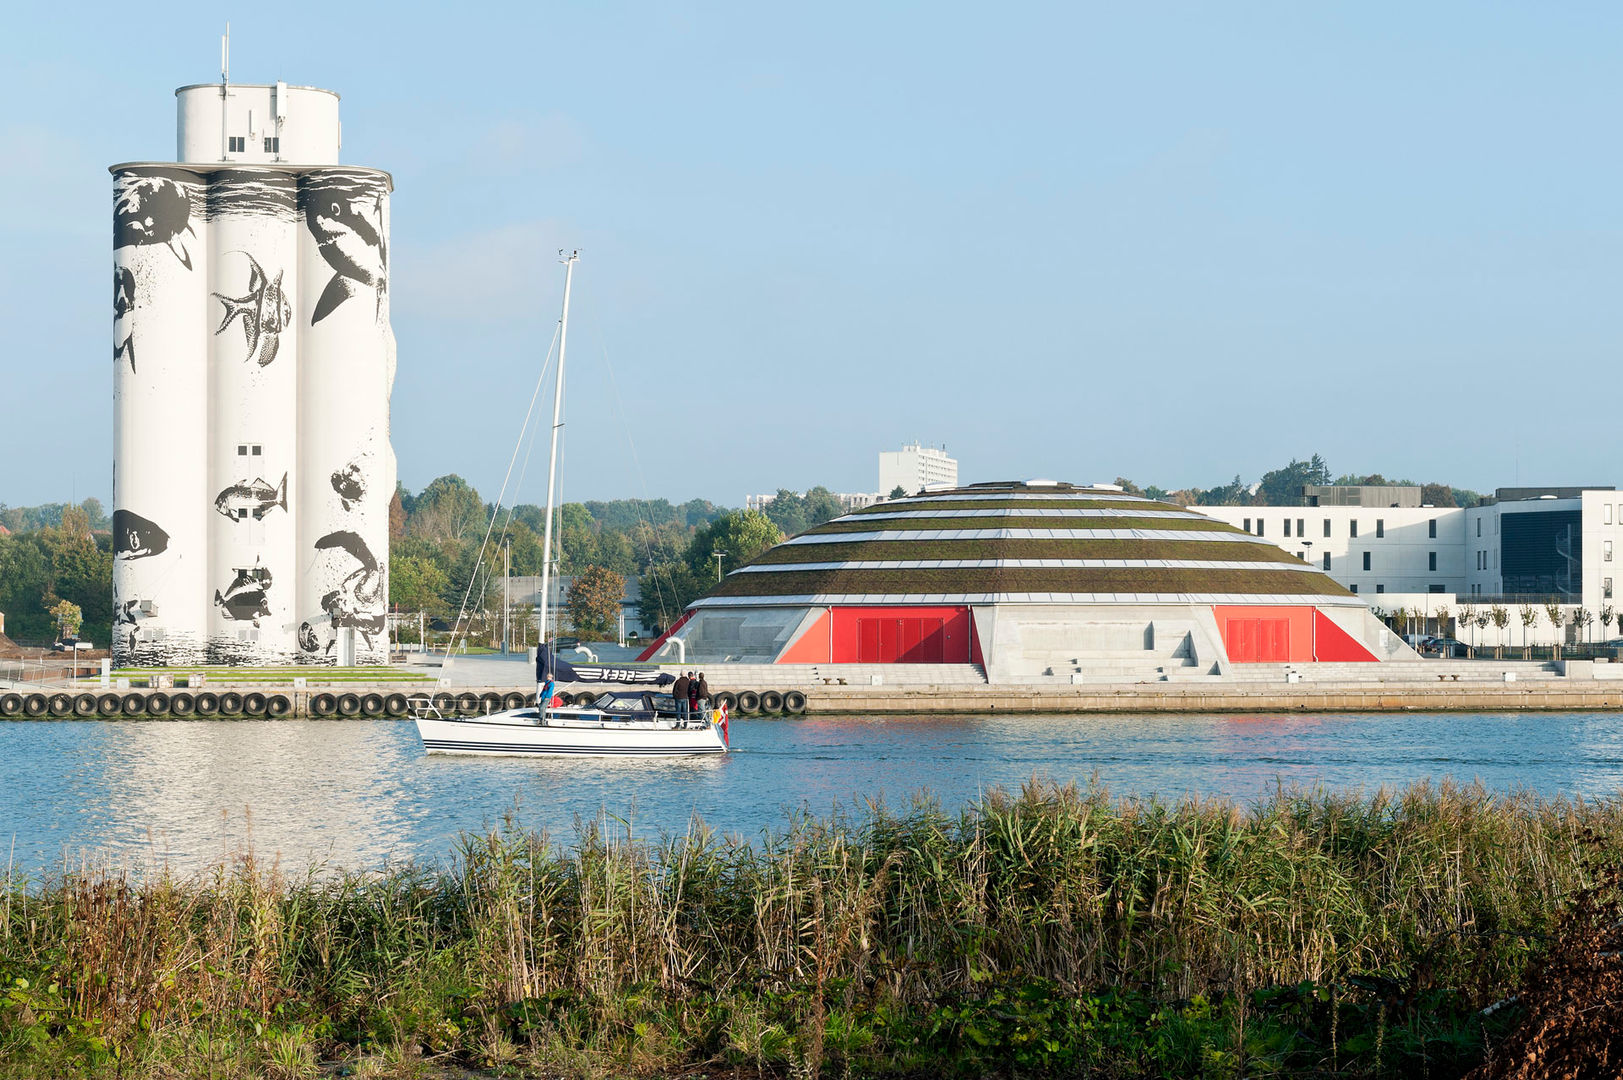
<box><xmin>712</xmin><ymin>551</ymin><xmax>726</xmax><ymax>582</ymax></box>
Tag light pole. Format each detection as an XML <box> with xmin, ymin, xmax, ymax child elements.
<box><xmin>712</xmin><ymin>551</ymin><xmax>726</xmax><ymax>583</ymax></box>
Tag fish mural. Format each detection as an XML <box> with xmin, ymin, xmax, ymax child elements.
<box><xmin>114</xmin><ymin>173</ymin><xmax>196</xmax><ymax>269</ymax></box>
<box><xmin>113</xmin><ymin>509</ymin><xmax>170</xmax><ymax>560</ymax></box>
<box><xmin>114</xmin><ymin>268</ymin><xmax>137</xmax><ymax>372</ymax></box>
<box><xmin>215</xmin><ymin>473</ymin><xmax>288</xmax><ymax>521</ymax></box>
<box><xmin>330</xmin><ymin>462</ymin><xmax>365</xmax><ymax>510</ymax></box>
<box><xmin>310</xmin><ymin>530</ymin><xmax>386</xmax><ymax>649</ymax></box>
<box><xmin>212</xmin><ymin>253</ymin><xmax>292</xmax><ymax>366</ymax></box>
<box><xmin>303</xmin><ymin>175</ymin><xmax>387</xmax><ymax>324</ymax></box>
<box><xmin>214</xmin><ymin>566</ymin><xmax>273</xmax><ymax>624</ymax></box>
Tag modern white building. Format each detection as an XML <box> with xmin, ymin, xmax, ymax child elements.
<box><xmin>1201</xmin><ymin>485</ymin><xmax>1623</xmax><ymax>647</ymax></box>
<box><xmin>878</xmin><ymin>442</ymin><xmax>958</xmax><ymax>496</ymax></box>
<box><xmin>111</xmin><ymin>77</ymin><xmax>395</xmax><ymax>665</ymax></box>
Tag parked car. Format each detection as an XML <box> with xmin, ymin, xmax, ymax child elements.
<box><xmin>1421</xmin><ymin>636</ymin><xmax>1469</xmax><ymax>658</ymax></box>
<box><xmin>51</xmin><ymin>637</ymin><xmax>93</xmax><ymax>652</ymax></box>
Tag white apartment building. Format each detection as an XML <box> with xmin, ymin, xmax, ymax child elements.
<box><xmin>1201</xmin><ymin>485</ymin><xmax>1623</xmax><ymax>646</ymax></box>
<box><xmin>878</xmin><ymin>443</ymin><xmax>958</xmax><ymax>496</ymax></box>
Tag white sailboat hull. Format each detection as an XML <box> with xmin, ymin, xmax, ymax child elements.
<box><xmin>416</xmin><ymin>708</ymin><xmax>728</xmax><ymax>757</ymax></box>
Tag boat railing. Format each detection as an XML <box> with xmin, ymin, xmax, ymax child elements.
<box><xmin>406</xmin><ymin>693</ymin><xmax>446</xmax><ymax>721</ymax></box>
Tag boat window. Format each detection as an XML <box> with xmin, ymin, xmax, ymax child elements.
<box><xmin>600</xmin><ymin>694</ymin><xmax>645</xmax><ymax>713</ymax></box>
<box><xmin>649</xmin><ymin>694</ymin><xmax>678</xmax><ymax>713</ymax></box>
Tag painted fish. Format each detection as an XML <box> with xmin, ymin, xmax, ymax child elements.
<box><xmin>114</xmin><ymin>175</ymin><xmax>195</xmax><ymax>269</ymax></box>
<box><xmin>330</xmin><ymin>462</ymin><xmax>365</xmax><ymax>510</ymax></box>
<box><xmin>313</xmin><ymin>530</ymin><xmax>385</xmax><ymax>648</ymax></box>
<box><xmin>215</xmin><ymin>473</ymin><xmax>288</xmax><ymax>521</ymax></box>
<box><xmin>113</xmin><ymin>509</ymin><xmax>170</xmax><ymax>560</ymax></box>
<box><xmin>212</xmin><ymin>253</ymin><xmax>292</xmax><ymax>367</ymax></box>
<box><xmin>215</xmin><ymin>566</ymin><xmax>272</xmax><ymax>624</ymax></box>
<box><xmin>114</xmin><ymin>268</ymin><xmax>137</xmax><ymax>372</ymax></box>
<box><xmin>305</xmin><ymin>186</ymin><xmax>387</xmax><ymax>324</ymax></box>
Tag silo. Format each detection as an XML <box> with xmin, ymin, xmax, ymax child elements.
<box><xmin>294</xmin><ymin>169</ymin><xmax>394</xmax><ymax>665</ymax></box>
<box><xmin>112</xmin><ymin>80</ymin><xmax>394</xmax><ymax>666</ymax></box>
<box><xmin>112</xmin><ymin>166</ymin><xmax>212</xmax><ymax>665</ymax></box>
<box><xmin>204</xmin><ymin>171</ymin><xmax>300</xmax><ymax>662</ymax></box>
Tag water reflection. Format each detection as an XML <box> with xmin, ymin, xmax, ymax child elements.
<box><xmin>2</xmin><ymin>711</ymin><xmax>1622</xmax><ymax>874</ymax></box>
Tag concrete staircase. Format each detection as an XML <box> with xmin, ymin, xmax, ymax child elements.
<box><xmin>990</xmin><ymin>618</ymin><xmax>1222</xmax><ymax>685</ymax></box>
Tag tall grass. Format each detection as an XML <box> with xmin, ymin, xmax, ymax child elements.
<box><xmin>0</xmin><ymin>779</ymin><xmax>1617</xmax><ymax>1078</ymax></box>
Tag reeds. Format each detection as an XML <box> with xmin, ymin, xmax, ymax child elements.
<box><xmin>0</xmin><ymin>779</ymin><xmax>1617</xmax><ymax>1078</ymax></box>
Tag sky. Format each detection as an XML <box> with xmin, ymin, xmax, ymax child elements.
<box><xmin>2</xmin><ymin>2</ymin><xmax>1620</xmax><ymax>510</ymax></box>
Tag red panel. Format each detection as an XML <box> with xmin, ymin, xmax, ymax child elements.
<box><xmin>1214</xmin><ymin>605</ymin><xmax>1314</xmax><ymax>664</ymax></box>
<box><xmin>1313</xmin><ymin>610</ymin><xmax>1377</xmax><ymax>662</ymax></box>
<box><xmin>829</xmin><ymin>606</ymin><xmax>972</xmax><ymax>664</ymax></box>
<box><xmin>778</xmin><ymin>610</ymin><xmax>833</xmax><ymax>664</ymax></box>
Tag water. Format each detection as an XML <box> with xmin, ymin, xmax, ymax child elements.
<box><xmin>4</xmin><ymin>711</ymin><xmax>1623</xmax><ymax>874</ymax></box>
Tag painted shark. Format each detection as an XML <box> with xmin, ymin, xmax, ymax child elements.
<box><xmin>114</xmin><ymin>175</ymin><xmax>195</xmax><ymax>269</ymax></box>
<box><xmin>113</xmin><ymin>509</ymin><xmax>170</xmax><ymax>560</ymax></box>
<box><xmin>305</xmin><ymin>187</ymin><xmax>387</xmax><ymax>324</ymax></box>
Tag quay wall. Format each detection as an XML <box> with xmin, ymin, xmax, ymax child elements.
<box><xmin>4</xmin><ymin>680</ymin><xmax>1623</xmax><ymax>719</ymax></box>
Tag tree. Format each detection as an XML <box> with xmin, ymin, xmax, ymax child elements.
<box><xmin>1574</xmin><ymin>606</ymin><xmax>1595</xmax><ymax>645</ymax></box>
<box><xmin>1545</xmin><ymin>601</ymin><xmax>1566</xmax><ymax>658</ymax></box>
<box><xmin>689</xmin><ymin>511</ymin><xmax>785</xmax><ymax>578</ymax></box>
<box><xmin>388</xmin><ymin>488</ymin><xmax>407</xmax><ymax>541</ymax></box>
<box><xmin>1434</xmin><ymin>604</ymin><xmax>1451</xmax><ymax>640</ymax></box>
<box><xmin>1255</xmin><ymin>455</ymin><xmax>1330</xmax><ymax>505</ymax></box>
<box><xmin>1519</xmin><ymin>604</ymin><xmax>1538</xmax><ymax>658</ymax></box>
<box><xmin>1458</xmin><ymin>603</ymin><xmax>1477</xmax><ymax>652</ymax></box>
<box><xmin>1196</xmin><ymin>475</ymin><xmax>1250</xmax><ymax>507</ymax></box>
<box><xmin>49</xmin><ymin>599</ymin><xmax>82</xmax><ymax>640</ymax></box>
<box><xmin>1602</xmin><ymin>604</ymin><xmax>1615</xmax><ymax>642</ymax></box>
<box><xmin>565</xmin><ymin>565</ymin><xmax>624</xmax><ymax>640</ymax></box>
<box><xmin>408</xmin><ymin>475</ymin><xmax>487</xmax><ymax>543</ymax></box>
<box><xmin>389</xmin><ymin>554</ymin><xmax>451</xmax><ymax>615</ymax></box>
<box><xmin>887</xmin><ymin>486</ymin><xmax>908</xmax><ymax>500</ymax></box>
<box><xmin>1490</xmin><ymin>605</ymin><xmax>1510</xmax><ymax>659</ymax></box>
<box><xmin>1112</xmin><ymin>477</ymin><xmax>1144</xmax><ymax>495</ymax></box>
<box><xmin>638</xmin><ymin>561</ymin><xmax>705</xmax><ymax>633</ymax></box>
<box><xmin>1420</xmin><ymin>483</ymin><xmax>1457</xmax><ymax>508</ymax></box>
<box><xmin>762</xmin><ymin>488</ymin><xmax>809</xmax><ymax>537</ymax></box>
<box><xmin>802</xmin><ymin>487</ymin><xmax>843</xmax><ymax>528</ymax></box>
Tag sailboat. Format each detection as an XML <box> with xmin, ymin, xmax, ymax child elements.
<box><xmin>413</xmin><ymin>252</ymin><xmax>728</xmax><ymax>757</ymax></box>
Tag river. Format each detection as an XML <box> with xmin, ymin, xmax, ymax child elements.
<box><xmin>4</xmin><ymin>711</ymin><xmax>1622</xmax><ymax>875</ymax></box>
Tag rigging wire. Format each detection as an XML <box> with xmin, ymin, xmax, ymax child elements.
<box><xmin>441</xmin><ymin>319</ymin><xmax>561</xmax><ymax>660</ymax></box>
<box><xmin>599</xmin><ymin>341</ymin><xmax>672</xmax><ymax>633</ymax></box>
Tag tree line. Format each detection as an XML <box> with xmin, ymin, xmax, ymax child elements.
<box><xmin>0</xmin><ymin>458</ymin><xmax>1486</xmax><ymax>647</ymax></box>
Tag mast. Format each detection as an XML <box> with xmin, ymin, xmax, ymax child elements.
<box><xmin>537</xmin><ymin>250</ymin><xmax>578</xmax><ymax>651</ymax></box>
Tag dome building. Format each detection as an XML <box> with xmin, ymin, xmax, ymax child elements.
<box><xmin>640</xmin><ymin>481</ymin><xmax>1409</xmax><ymax>680</ymax></box>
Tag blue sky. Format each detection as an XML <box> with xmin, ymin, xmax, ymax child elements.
<box><xmin>3</xmin><ymin>2</ymin><xmax>1619</xmax><ymax>509</ymax></box>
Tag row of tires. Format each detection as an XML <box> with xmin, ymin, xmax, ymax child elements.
<box><xmin>0</xmin><ymin>690</ymin><xmax>300</xmax><ymax>719</ymax></box>
<box><xmin>0</xmin><ymin>687</ymin><xmax>813</xmax><ymax>719</ymax></box>
<box><xmin>715</xmin><ymin>689</ymin><xmax>807</xmax><ymax>715</ymax></box>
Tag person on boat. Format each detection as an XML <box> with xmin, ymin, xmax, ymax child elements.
<box><xmin>687</xmin><ymin>674</ymin><xmax>701</xmax><ymax>720</ymax></box>
<box><xmin>695</xmin><ymin>673</ymin><xmax>710</xmax><ymax>717</ymax></box>
<box><xmin>672</xmin><ymin>672</ymin><xmax>691</xmax><ymax>720</ymax></box>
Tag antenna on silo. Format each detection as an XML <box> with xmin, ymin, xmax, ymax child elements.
<box><xmin>221</xmin><ymin>23</ymin><xmax>230</xmax><ymax>85</ymax></box>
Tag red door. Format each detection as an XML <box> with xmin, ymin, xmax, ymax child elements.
<box><xmin>1225</xmin><ymin>618</ymin><xmax>1290</xmax><ymax>662</ymax></box>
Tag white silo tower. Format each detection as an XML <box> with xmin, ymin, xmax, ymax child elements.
<box><xmin>112</xmin><ymin>74</ymin><xmax>395</xmax><ymax>666</ymax></box>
